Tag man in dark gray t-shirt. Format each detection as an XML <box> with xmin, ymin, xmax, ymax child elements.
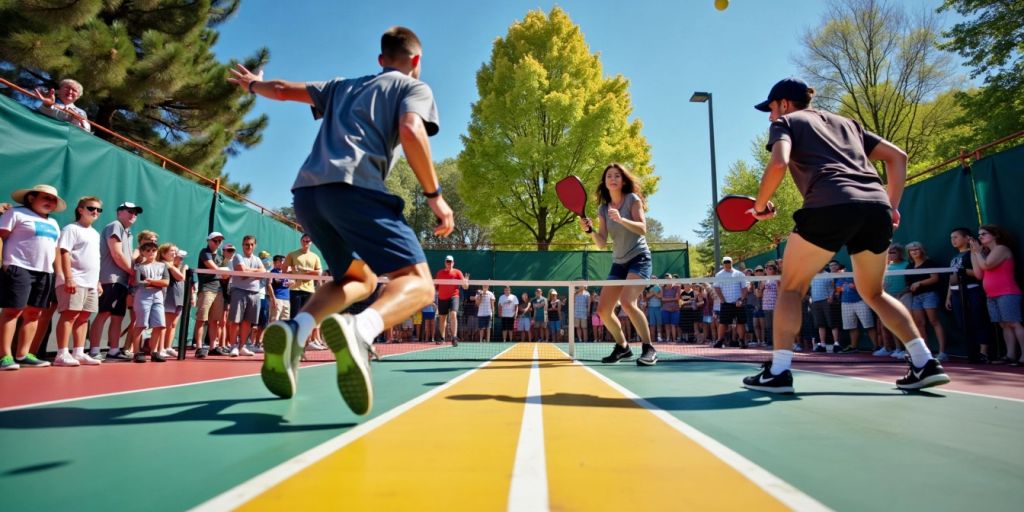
<box><xmin>741</xmin><ymin>77</ymin><xmax>949</xmax><ymax>395</ymax></box>
<box><xmin>228</xmin><ymin>27</ymin><xmax>455</xmax><ymax>416</ymax></box>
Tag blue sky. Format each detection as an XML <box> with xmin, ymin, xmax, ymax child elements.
<box><xmin>214</xmin><ymin>0</ymin><xmax>954</xmax><ymax>243</ymax></box>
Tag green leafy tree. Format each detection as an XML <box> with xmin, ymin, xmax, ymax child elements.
<box><xmin>937</xmin><ymin>0</ymin><xmax>1024</xmax><ymax>152</ymax></box>
<box><xmin>646</xmin><ymin>216</ymin><xmax>687</xmax><ymax>250</ymax></box>
<box><xmin>796</xmin><ymin>0</ymin><xmax>960</xmax><ymax>181</ymax></box>
<box><xmin>0</xmin><ymin>0</ymin><xmax>267</xmax><ymax>193</ymax></box>
<box><xmin>386</xmin><ymin>158</ymin><xmax>490</xmax><ymax>250</ymax></box>
<box><xmin>459</xmin><ymin>7</ymin><xmax>655</xmax><ymax>251</ymax></box>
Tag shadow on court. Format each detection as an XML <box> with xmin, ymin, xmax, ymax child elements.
<box><xmin>448</xmin><ymin>389</ymin><xmax>902</xmax><ymax>411</ymax></box>
<box><xmin>3</xmin><ymin>460</ymin><xmax>71</xmax><ymax>476</ymax></box>
<box><xmin>0</xmin><ymin>398</ymin><xmax>355</xmax><ymax>436</ymax></box>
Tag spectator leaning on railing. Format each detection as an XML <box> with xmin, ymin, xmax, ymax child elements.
<box><xmin>33</xmin><ymin>79</ymin><xmax>92</xmax><ymax>133</ymax></box>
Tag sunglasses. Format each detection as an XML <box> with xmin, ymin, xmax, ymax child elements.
<box><xmin>85</xmin><ymin>206</ymin><xmax>103</xmax><ymax>213</ymax></box>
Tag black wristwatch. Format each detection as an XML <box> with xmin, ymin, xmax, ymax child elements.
<box><xmin>248</xmin><ymin>80</ymin><xmax>260</xmax><ymax>94</ymax></box>
<box><xmin>423</xmin><ymin>185</ymin><xmax>442</xmax><ymax>198</ymax></box>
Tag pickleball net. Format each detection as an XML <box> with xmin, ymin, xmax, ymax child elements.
<box><xmin>191</xmin><ymin>266</ymin><xmax>962</xmax><ymax>364</ymax></box>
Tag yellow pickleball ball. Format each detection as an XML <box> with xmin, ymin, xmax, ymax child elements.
<box><xmin>715</xmin><ymin>0</ymin><xmax>729</xmax><ymax>11</ymax></box>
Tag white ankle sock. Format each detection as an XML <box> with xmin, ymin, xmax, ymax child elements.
<box><xmin>57</xmin><ymin>348</ymin><xmax>69</xmax><ymax>356</ymax></box>
<box><xmin>74</xmin><ymin>347</ymin><xmax>84</xmax><ymax>356</ymax></box>
<box><xmin>89</xmin><ymin>347</ymin><xmax>100</xmax><ymax>356</ymax></box>
<box><xmin>293</xmin><ymin>313</ymin><xmax>315</xmax><ymax>348</ymax></box>
<box><xmin>771</xmin><ymin>349</ymin><xmax>793</xmax><ymax>375</ymax></box>
<box><xmin>108</xmin><ymin>347</ymin><xmax>120</xmax><ymax>356</ymax></box>
<box><xmin>355</xmin><ymin>309</ymin><xmax>384</xmax><ymax>344</ymax></box>
<box><xmin>904</xmin><ymin>338</ymin><xmax>932</xmax><ymax>367</ymax></box>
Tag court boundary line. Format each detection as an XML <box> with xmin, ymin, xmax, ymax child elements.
<box><xmin>507</xmin><ymin>345</ymin><xmax>550</xmax><ymax>512</ymax></box>
<box><xmin>791</xmin><ymin>366</ymin><xmax>1024</xmax><ymax>403</ymax></box>
<box><xmin>571</xmin><ymin>355</ymin><xmax>833</xmax><ymax>512</ymax></box>
<box><xmin>0</xmin><ymin>362</ymin><xmax>332</xmax><ymax>413</ymax></box>
<box><xmin>189</xmin><ymin>344</ymin><xmax>519</xmax><ymax>512</ymax></box>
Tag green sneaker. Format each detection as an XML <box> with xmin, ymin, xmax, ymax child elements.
<box><xmin>1</xmin><ymin>355</ymin><xmax>20</xmax><ymax>371</ymax></box>
<box><xmin>261</xmin><ymin>320</ymin><xmax>302</xmax><ymax>399</ymax></box>
<box><xmin>321</xmin><ymin>313</ymin><xmax>373</xmax><ymax>416</ymax></box>
<box><xmin>15</xmin><ymin>354</ymin><xmax>50</xmax><ymax>368</ymax></box>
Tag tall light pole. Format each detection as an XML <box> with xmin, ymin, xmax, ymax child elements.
<box><xmin>690</xmin><ymin>91</ymin><xmax>720</xmax><ymax>271</ymax></box>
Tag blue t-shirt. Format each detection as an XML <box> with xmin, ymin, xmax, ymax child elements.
<box><xmin>270</xmin><ymin>268</ymin><xmax>290</xmax><ymax>300</ymax></box>
<box><xmin>835</xmin><ymin>276</ymin><xmax>862</xmax><ymax>303</ymax></box>
<box><xmin>295</xmin><ymin>69</ymin><xmax>440</xmax><ymax>194</ymax></box>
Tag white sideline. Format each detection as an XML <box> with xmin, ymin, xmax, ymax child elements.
<box><xmin>507</xmin><ymin>346</ymin><xmax>550</xmax><ymax>512</ymax></box>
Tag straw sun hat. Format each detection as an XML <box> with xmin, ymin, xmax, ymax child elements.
<box><xmin>10</xmin><ymin>184</ymin><xmax>67</xmax><ymax>212</ymax></box>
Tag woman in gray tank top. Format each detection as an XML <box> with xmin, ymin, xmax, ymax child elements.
<box><xmin>580</xmin><ymin>163</ymin><xmax>657</xmax><ymax>366</ymax></box>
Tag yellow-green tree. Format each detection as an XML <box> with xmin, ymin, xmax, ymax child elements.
<box><xmin>459</xmin><ymin>7</ymin><xmax>654</xmax><ymax>251</ymax></box>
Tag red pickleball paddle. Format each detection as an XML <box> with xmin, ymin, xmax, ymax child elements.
<box><xmin>555</xmin><ymin>175</ymin><xmax>593</xmax><ymax>233</ymax></box>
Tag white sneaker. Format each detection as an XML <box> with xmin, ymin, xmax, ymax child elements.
<box><xmin>872</xmin><ymin>347</ymin><xmax>892</xmax><ymax>357</ymax></box>
<box><xmin>792</xmin><ymin>345</ymin><xmax>803</xmax><ymax>352</ymax></box>
<box><xmin>239</xmin><ymin>346</ymin><xmax>255</xmax><ymax>357</ymax></box>
<box><xmin>165</xmin><ymin>348</ymin><xmax>178</xmax><ymax>358</ymax></box>
<box><xmin>54</xmin><ymin>352</ymin><xmax>80</xmax><ymax>367</ymax></box>
<box><xmin>891</xmin><ymin>349</ymin><xmax>906</xmax><ymax>359</ymax></box>
<box><xmin>229</xmin><ymin>346</ymin><xmax>239</xmax><ymax>357</ymax></box>
<box><xmin>74</xmin><ymin>352</ymin><xmax>102</xmax><ymax>365</ymax></box>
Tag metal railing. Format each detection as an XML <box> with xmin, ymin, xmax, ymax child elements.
<box><xmin>0</xmin><ymin>77</ymin><xmax>301</xmax><ymax>230</ymax></box>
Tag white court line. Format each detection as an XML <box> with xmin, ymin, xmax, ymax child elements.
<box><xmin>507</xmin><ymin>346</ymin><xmax>550</xmax><ymax>512</ymax></box>
<box><xmin>189</xmin><ymin>345</ymin><xmax>519</xmax><ymax>512</ymax></box>
<box><xmin>568</xmin><ymin>353</ymin><xmax>833</xmax><ymax>512</ymax></box>
<box><xmin>0</xmin><ymin>362</ymin><xmax>331</xmax><ymax>413</ymax></box>
<box><xmin>791</xmin><ymin>366</ymin><xmax>1024</xmax><ymax>404</ymax></box>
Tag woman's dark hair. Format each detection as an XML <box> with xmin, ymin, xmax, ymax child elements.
<box><xmin>980</xmin><ymin>224</ymin><xmax>1017</xmax><ymax>255</ymax></box>
<box><xmin>595</xmin><ymin>163</ymin><xmax>646</xmax><ymax>207</ymax></box>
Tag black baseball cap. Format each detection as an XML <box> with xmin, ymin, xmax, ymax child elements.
<box><xmin>754</xmin><ymin>78</ymin><xmax>810</xmax><ymax>112</ymax></box>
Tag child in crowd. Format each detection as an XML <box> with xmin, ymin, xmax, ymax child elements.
<box><xmin>159</xmin><ymin>244</ymin><xmax>187</xmax><ymax>358</ymax></box>
<box><xmin>423</xmin><ymin>293</ymin><xmax>438</xmax><ymax>343</ymax></box>
<box><xmin>517</xmin><ymin>292</ymin><xmax>532</xmax><ymax>342</ymax></box>
<box><xmin>0</xmin><ymin>184</ymin><xmax>64</xmax><ymax>370</ymax></box>
<box><xmin>131</xmin><ymin>242</ymin><xmax>169</xmax><ymax>362</ymax></box>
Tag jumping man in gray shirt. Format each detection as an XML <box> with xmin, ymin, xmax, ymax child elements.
<box><xmin>229</xmin><ymin>27</ymin><xmax>454</xmax><ymax>415</ymax></box>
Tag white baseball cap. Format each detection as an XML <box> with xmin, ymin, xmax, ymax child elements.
<box><xmin>445</xmin><ymin>255</ymin><xmax>454</xmax><ymax>262</ymax></box>
<box><xmin>207</xmin><ymin>231</ymin><xmax>224</xmax><ymax>240</ymax></box>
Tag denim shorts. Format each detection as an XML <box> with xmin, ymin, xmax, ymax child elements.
<box><xmin>607</xmin><ymin>252</ymin><xmax>652</xmax><ymax>280</ymax></box>
<box><xmin>987</xmin><ymin>294</ymin><xmax>1022</xmax><ymax>323</ymax></box>
<box><xmin>647</xmin><ymin>306</ymin><xmax>662</xmax><ymax>325</ymax></box>
<box><xmin>661</xmin><ymin>310</ymin><xmax>680</xmax><ymax>325</ymax></box>
<box><xmin>548</xmin><ymin>320</ymin><xmax>562</xmax><ymax>332</ymax></box>
<box><xmin>293</xmin><ymin>183</ymin><xmax>425</xmax><ymax>277</ymax></box>
<box><xmin>911</xmin><ymin>291</ymin><xmax>941</xmax><ymax>310</ymax></box>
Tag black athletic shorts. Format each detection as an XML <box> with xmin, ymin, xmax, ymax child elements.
<box><xmin>793</xmin><ymin>202</ymin><xmax>893</xmax><ymax>254</ymax></box>
<box><xmin>437</xmin><ymin>296</ymin><xmax>459</xmax><ymax>316</ymax></box>
<box><xmin>719</xmin><ymin>302</ymin><xmax>746</xmax><ymax>325</ymax></box>
<box><xmin>0</xmin><ymin>265</ymin><xmax>54</xmax><ymax>309</ymax></box>
<box><xmin>501</xmin><ymin>317</ymin><xmax>515</xmax><ymax>331</ymax></box>
<box><xmin>98</xmin><ymin>282</ymin><xmax>130</xmax><ymax>316</ymax></box>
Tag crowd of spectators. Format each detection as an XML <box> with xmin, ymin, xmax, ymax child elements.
<box><xmin>3</xmin><ymin>182</ymin><xmax>1023</xmax><ymax>366</ymax></box>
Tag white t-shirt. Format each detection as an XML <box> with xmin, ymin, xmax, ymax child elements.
<box><xmin>498</xmin><ymin>293</ymin><xmax>519</xmax><ymax>317</ymax></box>
<box><xmin>56</xmin><ymin>222</ymin><xmax>101</xmax><ymax>287</ymax></box>
<box><xmin>476</xmin><ymin>290</ymin><xmax>496</xmax><ymax>316</ymax></box>
<box><xmin>715</xmin><ymin>268</ymin><xmax>748</xmax><ymax>303</ymax></box>
<box><xmin>0</xmin><ymin>206</ymin><xmax>59</xmax><ymax>272</ymax></box>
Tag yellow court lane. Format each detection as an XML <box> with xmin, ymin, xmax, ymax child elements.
<box><xmin>238</xmin><ymin>344</ymin><xmax>539</xmax><ymax>511</ymax></box>
<box><xmin>236</xmin><ymin>343</ymin><xmax>799</xmax><ymax>511</ymax></box>
<box><xmin>540</xmin><ymin>347</ymin><xmax>792</xmax><ymax>511</ymax></box>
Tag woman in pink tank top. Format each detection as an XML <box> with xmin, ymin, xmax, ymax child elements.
<box><xmin>970</xmin><ymin>224</ymin><xmax>1024</xmax><ymax>365</ymax></box>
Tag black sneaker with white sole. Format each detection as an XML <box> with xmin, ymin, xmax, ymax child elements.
<box><xmin>321</xmin><ymin>314</ymin><xmax>374</xmax><ymax>416</ymax></box>
<box><xmin>601</xmin><ymin>343</ymin><xmax>633</xmax><ymax>363</ymax></box>
<box><xmin>742</xmin><ymin>361</ymin><xmax>795</xmax><ymax>394</ymax></box>
<box><xmin>712</xmin><ymin>340</ymin><xmax>725</xmax><ymax>349</ymax></box>
<box><xmin>636</xmin><ymin>343</ymin><xmax>657</xmax><ymax>366</ymax></box>
<box><xmin>895</xmin><ymin>359</ymin><xmax>951</xmax><ymax>390</ymax></box>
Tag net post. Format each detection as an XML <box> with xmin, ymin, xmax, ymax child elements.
<box><xmin>177</xmin><ymin>268</ymin><xmax>194</xmax><ymax>360</ymax></box>
<box><xmin>568</xmin><ymin>283</ymin><xmax>576</xmax><ymax>359</ymax></box>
